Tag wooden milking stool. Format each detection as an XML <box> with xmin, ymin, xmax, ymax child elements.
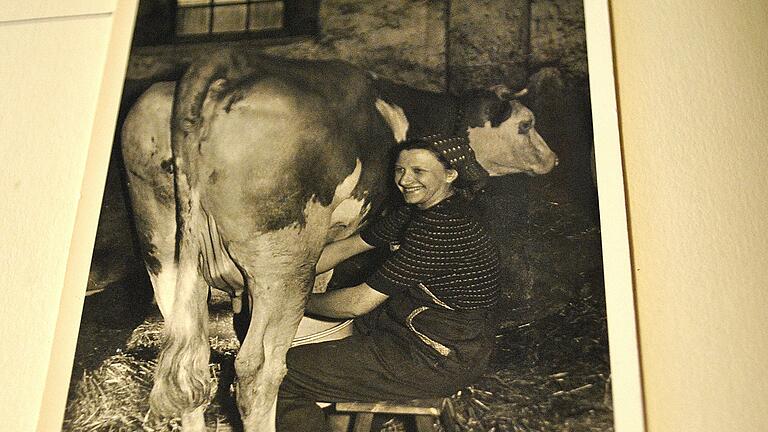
<box><xmin>333</xmin><ymin>398</ymin><xmax>448</xmax><ymax>432</ymax></box>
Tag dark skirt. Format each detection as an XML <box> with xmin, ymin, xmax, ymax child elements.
<box><xmin>276</xmin><ymin>295</ymin><xmax>494</xmax><ymax>432</ymax></box>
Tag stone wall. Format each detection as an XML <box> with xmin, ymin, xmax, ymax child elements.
<box><xmin>265</xmin><ymin>0</ymin><xmax>446</xmax><ymax>91</ymax></box>
<box><xmin>125</xmin><ymin>0</ymin><xmax>587</xmax><ymax>94</ymax></box>
<box><xmin>127</xmin><ymin>0</ymin><xmax>446</xmax><ymax>92</ymax></box>
<box><xmin>447</xmin><ymin>0</ymin><xmax>587</xmax><ymax>93</ymax></box>
<box><xmin>447</xmin><ymin>0</ymin><xmax>530</xmax><ymax>93</ymax></box>
<box><xmin>530</xmin><ymin>0</ymin><xmax>587</xmax><ymax>81</ymax></box>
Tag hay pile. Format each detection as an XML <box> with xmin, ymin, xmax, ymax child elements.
<box><xmin>64</xmin><ymin>310</ymin><xmax>238</xmax><ymax>432</ymax></box>
<box><xmin>64</xmin><ymin>351</ymin><xmax>236</xmax><ymax>432</ymax></box>
<box><xmin>64</xmin><ymin>353</ymin><xmax>160</xmax><ymax>431</ymax></box>
<box><xmin>447</xmin><ymin>365</ymin><xmax>612</xmax><ymax>432</ymax></box>
<box><xmin>444</xmin><ymin>290</ymin><xmax>613</xmax><ymax>432</ymax></box>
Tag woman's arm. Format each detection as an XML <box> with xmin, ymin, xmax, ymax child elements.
<box><xmin>315</xmin><ymin>234</ymin><xmax>375</xmax><ymax>274</ymax></box>
<box><xmin>305</xmin><ymin>283</ymin><xmax>388</xmax><ymax>319</ymax></box>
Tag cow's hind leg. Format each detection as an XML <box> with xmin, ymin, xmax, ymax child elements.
<box><xmin>149</xmin><ymin>237</ymin><xmax>211</xmax><ymax>431</ymax></box>
<box><xmin>233</xmin><ymin>256</ymin><xmax>314</xmax><ymax>432</ymax></box>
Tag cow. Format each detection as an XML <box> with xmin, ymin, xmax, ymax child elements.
<box><xmin>121</xmin><ymin>50</ymin><xmax>557</xmax><ymax>432</ymax></box>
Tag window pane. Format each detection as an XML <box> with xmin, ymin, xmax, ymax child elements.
<box><xmin>178</xmin><ymin>0</ymin><xmax>210</xmax><ymax>6</ymax></box>
<box><xmin>177</xmin><ymin>7</ymin><xmax>211</xmax><ymax>35</ymax></box>
<box><xmin>213</xmin><ymin>4</ymin><xmax>248</xmax><ymax>33</ymax></box>
<box><xmin>213</xmin><ymin>0</ymin><xmax>241</xmax><ymax>4</ymax></box>
<box><xmin>249</xmin><ymin>1</ymin><xmax>284</xmax><ymax>31</ymax></box>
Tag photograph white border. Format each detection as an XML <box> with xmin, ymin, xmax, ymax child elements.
<box><xmin>36</xmin><ymin>1</ymin><xmax>140</xmax><ymax>430</ymax></box>
<box><xmin>37</xmin><ymin>1</ymin><xmax>646</xmax><ymax>430</ymax></box>
<box><xmin>585</xmin><ymin>1</ymin><xmax>645</xmax><ymax>431</ymax></box>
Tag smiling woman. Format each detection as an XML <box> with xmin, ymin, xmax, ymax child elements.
<box><xmin>276</xmin><ymin>136</ymin><xmax>501</xmax><ymax>432</ymax></box>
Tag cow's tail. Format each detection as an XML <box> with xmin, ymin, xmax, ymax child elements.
<box><xmin>149</xmin><ymin>50</ymin><xmax>258</xmax><ymax>419</ymax></box>
<box><xmin>169</xmin><ymin>48</ymin><xmax>264</xmax><ymax>240</ymax></box>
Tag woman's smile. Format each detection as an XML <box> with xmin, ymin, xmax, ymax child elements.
<box><xmin>401</xmin><ymin>185</ymin><xmax>424</xmax><ymax>194</ymax></box>
<box><xmin>400</xmin><ymin>185</ymin><xmax>426</xmax><ymax>203</ymax></box>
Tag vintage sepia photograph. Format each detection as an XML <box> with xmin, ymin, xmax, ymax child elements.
<box><xmin>62</xmin><ymin>1</ymin><xmax>622</xmax><ymax>431</ymax></box>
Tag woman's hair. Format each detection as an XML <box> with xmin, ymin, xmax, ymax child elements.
<box><xmin>393</xmin><ymin>137</ymin><xmax>486</xmax><ymax>201</ymax></box>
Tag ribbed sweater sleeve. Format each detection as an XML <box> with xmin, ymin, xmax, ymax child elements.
<box><xmin>359</xmin><ymin>205</ymin><xmax>412</xmax><ymax>249</ymax></box>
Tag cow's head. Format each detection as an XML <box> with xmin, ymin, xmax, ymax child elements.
<box><xmin>460</xmin><ymin>85</ymin><xmax>558</xmax><ymax>176</ymax></box>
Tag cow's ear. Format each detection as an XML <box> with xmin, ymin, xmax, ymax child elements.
<box><xmin>459</xmin><ymin>90</ymin><xmax>511</xmax><ymax>128</ymax></box>
<box><xmin>511</xmin><ymin>88</ymin><xmax>528</xmax><ymax>98</ymax></box>
<box><xmin>489</xmin><ymin>84</ymin><xmax>512</xmax><ymax>100</ymax></box>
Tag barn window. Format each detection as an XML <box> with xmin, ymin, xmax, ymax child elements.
<box><xmin>130</xmin><ymin>0</ymin><xmax>319</xmax><ymax>46</ymax></box>
<box><xmin>176</xmin><ymin>0</ymin><xmax>285</xmax><ymax>35</ymax></box>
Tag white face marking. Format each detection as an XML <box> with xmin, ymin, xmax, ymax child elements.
<box><xmin>467</xmin><ymin>119</ymin><xmax>522</xmax><ymax>175</ymax></box>
<box><xmin>375</xmin><ymin>99</ymin><xmax>409</xmax><ymax>143</ymax></box>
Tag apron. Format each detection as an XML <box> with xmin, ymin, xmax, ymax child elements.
<box><xmin>355</xmin><ymin>285</ymin><xmax>496</xmax><ymax>390</ymax></box>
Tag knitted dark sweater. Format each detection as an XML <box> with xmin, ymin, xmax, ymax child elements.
<box><xmin>360</xmin><ymin>196</ymin><xmax>500</xmax><ymax>311</ymax></box>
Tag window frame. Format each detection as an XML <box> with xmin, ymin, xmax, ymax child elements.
<box><xmin>171</xmin><ymin>0</ymin><xmax>318</xmax><ymax>45</ymax></box>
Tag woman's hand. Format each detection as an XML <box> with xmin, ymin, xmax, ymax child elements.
<box><xmin>305</xmin><ymin>283</ymin><xmax>388</xmax><ymax>319</ymax></box>
<box><xmin>315</xmin><ymin>234</ymin><xmax>375</xmax><ymax>274</ymax></box>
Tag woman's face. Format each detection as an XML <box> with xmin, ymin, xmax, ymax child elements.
<box><xmin>394</xmin><ymin>149</ymin><xmax>458</xmax><ymax>209</ymax></box>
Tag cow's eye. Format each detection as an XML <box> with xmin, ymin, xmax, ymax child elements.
<box><xmin>518</xmin><ymin>121</ymin><xmax>532</xmax><ymax>134</ymax></box>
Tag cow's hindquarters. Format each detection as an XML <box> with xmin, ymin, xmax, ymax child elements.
<box><xmin>122</xmin><ymin>82</ymin><xmax>179</xmax><ymax>318</ymax></box>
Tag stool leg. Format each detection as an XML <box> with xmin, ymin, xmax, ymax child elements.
<box><xmin>352</xmin><ymin>412</ymin><xmax>374</xmax><ymax>432</ymax></box>
<box><xmin>328</xmin><ymin>413</ymin><xmax>351</xmax><ymax>432</ymax></box>
<box><xmin>415</xmin><ymin>415</ymin><xmax>437</xmax><ymax>432</ymax></box>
